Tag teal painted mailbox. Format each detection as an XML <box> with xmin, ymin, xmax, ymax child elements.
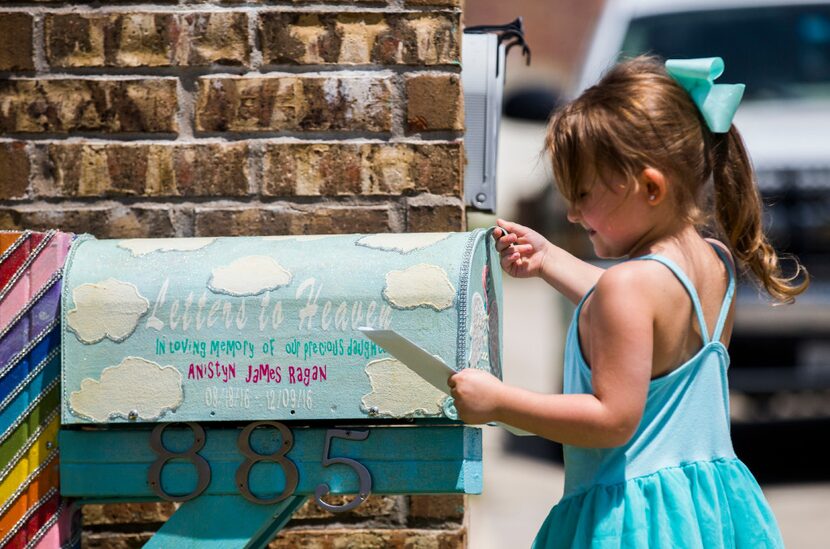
<box><xmin>61</xmin><ymin>230</ymin><xmax>502</xmax><ymax>424</ymax></box>
<box><xmin>58</xmin><ymin>230</ymin><xmax>501</xmax><ymax>547</ymax></box>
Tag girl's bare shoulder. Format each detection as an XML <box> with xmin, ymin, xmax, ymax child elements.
<box><xmin>596</xmin><ymin>257</ymin><xmax>681</xmax><ymax>293</ymax></box>
<box><xmin>703</xmin><ymin>238</ymin><xmax>736</xmax><ymax>270</ymax></box>
<box><xmin>588</xmin><ymin>259</ymin><xmax>685</xmax><ymax>312</ymax></box>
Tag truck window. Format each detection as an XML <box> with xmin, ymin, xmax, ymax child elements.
<box><xmin>620</xmin><ymin>5</ymin><xmax>830</xmax><ymax>101</ymax></box>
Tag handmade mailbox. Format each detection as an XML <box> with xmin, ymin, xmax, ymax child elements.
<box><xmin>56</xmin><ymin>229</ymin><xmax>503</xmax><ymax>547</ymax></box>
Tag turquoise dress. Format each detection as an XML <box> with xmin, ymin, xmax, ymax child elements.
<box><xmin>533</xmin><ymin>247</ymin><xmax>784</xmax><ymax>548</ymax></box>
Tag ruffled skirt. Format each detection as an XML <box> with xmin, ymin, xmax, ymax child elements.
<box><xmin>532</xmin><ymin>458</ymin><xmax>784</xmax><ymax>548</ymax></box>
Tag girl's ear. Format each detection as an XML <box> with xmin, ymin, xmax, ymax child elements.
<box><xmin>641</xmin><ymin>167</ymin><xmax>668</xmax><ymax>206</ymax></box>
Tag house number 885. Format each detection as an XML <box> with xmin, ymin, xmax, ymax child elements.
<box><xmin>147</xmin><ymin>421</ymin><xmax>373</xmax><ymax>512</ymax></box>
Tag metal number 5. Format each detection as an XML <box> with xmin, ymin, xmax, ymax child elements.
<box><xmin>314</xmin><ymin>429</ymin><xmax>372</xmax><ymax>513</ymax></box>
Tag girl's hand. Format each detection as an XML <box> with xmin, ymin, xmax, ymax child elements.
<box><xmin>448</xmin><ymin>369</ymin><xmax>504</xmax><ymax>425</ymax></box>
<box><xmin>493</xmin><ymin>219</ymin><xmax>552</xmax><ymax>279</ymax></box>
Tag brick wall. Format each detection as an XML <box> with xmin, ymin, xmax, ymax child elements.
<box><xmin>80</xmin><ymin>495</ymin><xmax>466</xmax><ymax>547</ymax></box>
<box><xmin>0</xmin><ymin>0</ymin><xmax>465</xmax><ymax>239</ymax></box>
<box><xmin>1</xmin><ymin>0</ymin><xmax>467</xmax><ymax>546</ymax></box>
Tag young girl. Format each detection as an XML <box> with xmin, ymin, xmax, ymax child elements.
<box><xmin>449</xmin><ymin>56</ymin><xmax>808</xmax><ymax>547</ymax></box>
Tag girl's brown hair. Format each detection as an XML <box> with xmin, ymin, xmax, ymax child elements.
<box><xmin>546</xmin><ymin>55</ymin><xmax>808</xmax><ymax>303</ymax></box>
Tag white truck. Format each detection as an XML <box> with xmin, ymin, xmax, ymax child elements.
<box><xmin>558</xmin><ymin>0</ymin><xmax>830</xmax><ymax>422</ymax></box>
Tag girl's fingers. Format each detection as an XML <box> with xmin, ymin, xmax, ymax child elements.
<box><xmin>497</xmin><ymin>219</ymin><xmax>528</xmax><ymax>236</ymax></box>
<box><xmin>500</xmin><ymin>251</ymin><xmax>521</xmax><ymax>270</ymax></box>
<box><xmin>510</xmin><ymin>244</ymin><xmax>534</xmax><ymax>254</ymax></box>
<box><xmin>498</xmin><ymin>246</ymin><xmax>518</xmax><ymax>259</ymax></box>
<box><xmin>498</xmin><ymin>246</ymin><xmax>526</xmax><ymax>262</ymax></box>
<box><xmin>492</xmin><ymin>225</ymin><xmax>512</xmax><ymax>241</ymax></box>
<box><xmin>495</xmin><ymin>233</ymin><xmax>518</xmax><ymax>253</ymax></box>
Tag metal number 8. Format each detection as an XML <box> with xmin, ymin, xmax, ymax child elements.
<box><xmin>148</xmin><ymin>422</ymin><xmax>211</xmax><ymax>502</ymax></box>
<box><xmin>236</xmin><ymin>421</ymin><xmax>299</xmax><ymax>504</ymax></box>
<box><xmin>314</xmin><ymin>429</ymin><xmax>372</xmax><ymax>513</ymax></box>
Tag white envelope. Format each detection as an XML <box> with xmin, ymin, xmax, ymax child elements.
<box><xmin>358</xmin><ymin>328</ymin><xmax>455</xmax><ymax>395</ymax></box>
<box><xmin>358</xmin><ymin>327</ymin><xmax>533</xmax><ymax>437</ymax></box>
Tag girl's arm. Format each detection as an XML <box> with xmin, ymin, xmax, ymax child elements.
<box><xmin>495</xmin><ymin>219</ymin><xmax>603</xmax><ymax>304</ymax></box>
<box><xmin>450</xmin><ymin>265</ymin><xmax>653</xmax><ymax>447</ymax></box>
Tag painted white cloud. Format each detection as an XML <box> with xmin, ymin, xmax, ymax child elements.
<box><xmin>69</xmin><ymin>357</ymin><xmax>183</xmax><ymax>422</ymax></box>
<box><xmin>117</xmin><ymin>237</ymin><xmax>217</xmax><ymax>256</ymax></box>
<box><xmin>356</xmin><ymin>233</ymin><xmax>450</xmax><ymax>254</ymax></box>
<box><xmin>468</xmin><ymin>292</ymin><xmax>489</xmax><ymax>368</ymax></box>
<box><xmin>262</xmin><ymin>235</ymin><xmax>334</xmax><ymax>242</ymax></box>
<box><xmin>208</xmin><ymin>255</ymin><xmax>292</xmax><ymax>296</ymax></box>
<box><xmin>361</xmin><ymin>358</ymin><xmax>446</xmax><ymax>417</ymax></box>
<box><xmin>383</xmin><ymin>264</ymin><xmax>455</xmax><ymax>310</ymax></box>
<box><xmin>67</xmin><ymin>278</ymin><xmax>149</xmax><ymax>344</ymax></box>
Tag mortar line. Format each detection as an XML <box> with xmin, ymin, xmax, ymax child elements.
<box><xmin>176</xmin><ymin>74</ymin><xmax>196</xmax><ymax>140</ymax></box>
<box><xmin>248</xmin><ymin>5</ymin><xmax>263</xmax><ymax>71</ymax></box>
<box><xmin>0</xmin><ymin>65</ymin><xmax>461</xmax><ymax>79</ymax></box>
<box><xmin>32</xmin><ymin>13</ymin><xmax>48</xmax><ymax>72</ymax></box>
<box><xmin>0</xmin><ymin>5</ymin><xmax>458</xmax><ymax>15</ymax></box>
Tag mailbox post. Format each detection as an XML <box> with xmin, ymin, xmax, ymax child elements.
<box><xmin>55</xmin><ymin>229</ymin><xmax>503</xmax><ymax>546</ymax></box>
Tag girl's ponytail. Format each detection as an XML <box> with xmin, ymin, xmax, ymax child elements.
<box><xmin>710</xmin><ymin>127</ymin><xmax>809</xmax><ymax>303</ymax></box>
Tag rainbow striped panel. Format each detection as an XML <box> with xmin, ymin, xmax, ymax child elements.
<box><xmin>1</xmin><ymin>231</ymin><xmax>80</xmax><ymax>549</ymax></box>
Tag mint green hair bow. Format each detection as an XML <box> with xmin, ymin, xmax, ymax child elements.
<box><xmin>665</xmin><ymin>57</ymin><xmax>745</xmax><ymax>133</ymax></box>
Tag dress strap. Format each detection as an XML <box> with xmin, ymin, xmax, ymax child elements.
<box><xmin>576</xmin><ymin>286</ymin><xmax>595</xmax><ymax>309</ymax></box>
<box><xmin>709</xmin><ymin>243</ymin><xmax>736</xmax><ymax>342</ymax></box>
<box><xmin>631</xmin><ymin>254</ymin><xmax>711</xmax><ymax>345</ymax></box>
